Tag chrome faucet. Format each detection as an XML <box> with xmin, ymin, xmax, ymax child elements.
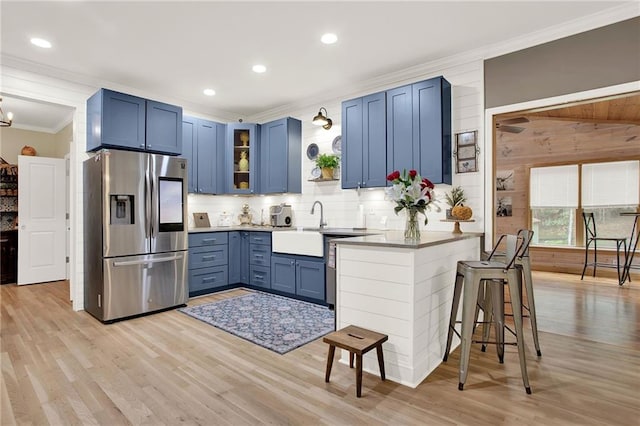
<box><xmin>310</xmin><ymin>200</ymin><xmax>327</xmax><ymax>229</ymax></box>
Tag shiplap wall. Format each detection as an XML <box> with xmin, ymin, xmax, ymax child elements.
<box><xmin>188</xmin><ymin>59</ymin><xmax>486</xmax><ymax>234</ymax></box>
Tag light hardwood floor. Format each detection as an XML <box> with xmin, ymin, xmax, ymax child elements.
<box><xmin>1</xmin><ymin>272</ymin><xmax>639</xmax><ymax>425</ymax></box>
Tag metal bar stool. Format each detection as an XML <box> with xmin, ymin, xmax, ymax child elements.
<box><xmin>443</xmin><ymin>234</ymin><xmax>532</xmax><ymax>394</ymax></box>
<box><xmin>482</xmin><ymin>229</ymin><xmax>541</xmax><ymax>357</ymax></box>
<box><xmin>581</xmin><ymin>212</ymin><xmax>627</xmax><ymax>285</ymax></box>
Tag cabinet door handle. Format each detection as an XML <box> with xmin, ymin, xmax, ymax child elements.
<box><xmin>202</xmin><ymin>277</ymin><xmax>216</xmax><ymax>283</ymax></box>
<box><xmin>202</xmin><ymin>255</ymin><xmax>216</xmax><ymax>261</ymax></box>
<box><xmin>255</xmin><ymin>275</ymin><xmax>264</xmax><ymax>280</ymax></box>
<box><xmin>254</xmin><ymin>254</ymin><xmax>263</xmax><ymax>258</ymax></box>
<box><xmin>202</xmin><ymin>238</ymin><xmax>217</xmax><ymax>244</ymax></box>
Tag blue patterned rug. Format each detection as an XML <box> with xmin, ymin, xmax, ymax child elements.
<box><xmin>179</xmin><ymin>290</ymin><xmax>335</xmax><ymax>354</ymax></box>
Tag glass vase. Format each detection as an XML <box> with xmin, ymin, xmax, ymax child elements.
<box><xmin>404</xmin><ymin>208</ymin><xmax>420</xmax><ymax>240</ymax></box>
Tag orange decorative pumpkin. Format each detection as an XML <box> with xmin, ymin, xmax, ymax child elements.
<box><xmin>452</xmin><ymin>205</ymin><xmax>473</xmax><ymax>220</ymax></box>
<box><xmin>21</xmin><ymin>145</ymin><xmax>37</xmax><ymax>156</ymax></box>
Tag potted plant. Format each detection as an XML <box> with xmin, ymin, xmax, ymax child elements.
<box><xmin>316</xmin><ymin>153</ymin><xmax>340</xmax><ymax>179</ymax></box>
<box><xmin>445</xmin><ymin>186</ymin><xmax>467</xmax><ymax>219</ymax></box>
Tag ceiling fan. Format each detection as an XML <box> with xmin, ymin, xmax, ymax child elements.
<box><xmin>496</xmin><ymin>117</ymin><xmax>529</xmax><ymax>133</ymax></box>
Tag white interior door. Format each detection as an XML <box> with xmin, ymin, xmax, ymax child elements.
<box><xmin>18</xmin><ymin>155</ymin><xmax>66</xmax><ymax>285</ymax></box>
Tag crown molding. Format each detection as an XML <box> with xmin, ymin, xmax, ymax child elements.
<box><xmin>3</xmin><ymin>3</ymin><xmax>637</xmax><ymax>125</ymax></box>
<box><xmin>250</xmin><ymin>3</ymin><xmax>639</xmax><ymax>123</ymax></box>
<box><xmin>480</xmin><ymin>2</ymin><xmax>639</xmax><ymax>60</ymax></box>
<box><xmin>0</xmin><ymin>54</ymin><xmax>240</xmax><ymax>122</ymax></box>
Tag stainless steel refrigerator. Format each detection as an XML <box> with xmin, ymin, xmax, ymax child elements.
<box><xmin>83</xmin><ymin>149</ymin><xmax>188</xmax><ymax>322</ymax></box>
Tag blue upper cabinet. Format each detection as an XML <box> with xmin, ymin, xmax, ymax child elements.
<box><xmin>362</xmin><ymin>93</ymin><xmax>388</xmax><ymax>188</ymax></box>
<box><xmin>146</xmin><ymin>100</ymin><xmax>183</xmax><ymax>155</ymax></box>
<box><xmin>260</xmin><ymin>117</ymin><xmax>302</xmax><ymax>194</ymax></box>
<box><xmin>182</xmin><ymin>116</ymin><xmax>226</xmax><ymax>194</ymax></box>
<box><xmin>341</xmin><ymin>92</ymin><xmax>387</xmax><ymax>189</ymax></box>
<box><xmin>226</xmin><ymin>123</ymin><xmax>260</xmax><ymax>194</ymax></box>
<box><xmin>341</xmin><ymin>98</ymin><xmax>363</xmax><ymax>189</ymax></box>
<box><xmin>87</xmin><ymin>88</ymin><xmax>183</xmax><ymax>155</ymax></box>
<box><xmin>414</xmin><ymin>78</ymin><xmax>452</xmax><ymax>185</ymax></box>
<box><xmin>87</xmin><ymin>89</ymin><xmax>145</xmax><ymax>151</ymax></box>
<box><xmin>386</xmin><ymin>85</ymin><xmax>417</xmax><ymax>173</ymax></box>
<box><xmin>181</xmin><ymin>117</ymin><xmax>197</xmax><ymax>193</ymax></box>
<box><xmin>386</xmin><ymin>77</ymin><xmax>452</xmax><ymax>184</ymax></box>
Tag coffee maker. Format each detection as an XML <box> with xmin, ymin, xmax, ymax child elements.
<box><xmin>270</xmin><ymin>204</ymin><xmax>292</xmax><ymax>227</ymax></box>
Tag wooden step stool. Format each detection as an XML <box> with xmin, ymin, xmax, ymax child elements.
<box><xmin>323</xmin><ymin>325</ymin><xmax>388</xmax><ymax>397</ymax></box>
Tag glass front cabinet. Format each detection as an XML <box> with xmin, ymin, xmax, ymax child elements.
<box><xmin>226</xmin><ymin>123</ymin><xmax>260</xmax><ymax>194</ymax></box>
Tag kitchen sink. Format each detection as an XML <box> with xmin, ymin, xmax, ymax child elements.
<box><xmin>272</xmin><ymin>230</ymin><xmax>324</xmax><ymax>257</ymax></box>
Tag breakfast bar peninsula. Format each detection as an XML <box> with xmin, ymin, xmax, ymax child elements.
<box><xmin>334</xmin><ymin>230</ymin><xmax>483</xmax><ymax>388</ymax></box>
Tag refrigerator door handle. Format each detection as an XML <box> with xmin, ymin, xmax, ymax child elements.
<box><xmin>149</xmin><ymin>172</ymin><xmax>155</xmax><ymax>238</ymax></box>
<box><xmin>144</xmin><ymin>163</ymin><xmax>150</xmax><ymax>240</ymax></box>
<box><xmin>112</xmin><ymin>253</ymin><xmax>184</xmax><ymax>267</ymax></box>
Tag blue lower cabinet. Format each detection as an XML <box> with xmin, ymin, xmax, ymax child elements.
<box><xmin>188</xmin><ymin>231</ymin><xmax>229</xmax><ymax>296</ymax></box>
<box><xmin>189</xmin><ymin>232</ymin><xmax>228</xmax><ymax>247</ymax></box>
<box><xmin>296</xmin><ymin>259</ymin><xmax>325</xmax><ymax>300</ymax></box>
<box><xmin>229</xmin><ymin>231</ymin><xmax>250</xmax><ymax>284</ymax></box>
<box><xmin>271</xmin><ymin>255</ymin><xmax>296</xmax><ymax>294</ymax></box>
<box><xmin>250</xmin><ymin>265</ymin><xmax>271</xmax><ymax>289</ymax></box>
<box><xmin>271</xmin><ymin>254</ymin><xmax>325</xmax><ymax>301</ymax></box>
<box><xmin>189</xmin><ymin>245</ymin><xmax>228</xmax><ymax>269</ymax></box>
<box><xmin>249</xmin><ymin>244</ymin><xmax>271</xmax><ymax>267</ymax></box>
<box><xmin>248</xmin><ymin>232</ymin><xmax>271</xmax><ymax>288</ymax></box>
<box><xmin>189</xmin><ymin>266</ymin><xmax>228</xmax><ymax>292</ymax></box>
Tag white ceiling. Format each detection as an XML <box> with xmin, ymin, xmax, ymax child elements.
<box><xmin>1</xmin><ymin>95</ymin><xmax>74</xmax><ymax>133</ymax></box>
<box><xmin>0</xmin><ymin>1</ymin><xmax>635</xmax><ymax>130</ymax></box>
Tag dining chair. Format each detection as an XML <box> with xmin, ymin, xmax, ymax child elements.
<box><xmin>581</xmin><ymin>212</ymin><xmax>627</xmax><ymax>285</ymax></box>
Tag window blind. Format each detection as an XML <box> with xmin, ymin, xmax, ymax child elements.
<box><xmin>582</xmin><ymin>160</ymin><xmax>639</xmax><ymax>207</ymax></box>
<box><xmin>529</xmin><ymin>165</ymin><xmax>579</xmax><ymax>208</ymax></box>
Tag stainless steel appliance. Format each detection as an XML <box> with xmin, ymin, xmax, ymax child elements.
<box><xmin>270</xmin><ymin>204</ymin><xmax>292</xmax><ymax>227</ymax></box>
<box><xmin>324</xmin><ymin>234</ymin><xmax>350</xmax><ymax>309</ymax></box>
<box><xmin>83</xmin><ymin>149</ymin><xmax>188</xmax><ymax>322</ymax></box>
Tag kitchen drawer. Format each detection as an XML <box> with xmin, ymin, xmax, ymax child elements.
<box><xmin>249</xmin><ymin>244</ymin><xmax>271</xmax><ymax>266</ymax></box>
<box><xmin>189</xmin><ymin>232</ymin><xmax>228</xmax><ymax>248</ymax></box>
<box><xmin>189</xmin><ymin>266</ymin><xmax>228</xmax><ymax>292</ymax></box>
<box><xmin>250</xmin><ymin>265</ymin><xmax>270</xmax><ymax>289</ymax></box>
<box><xmin>189</xmin><ymin>245</ymin><xmax>228</xmax><ymax>269</ymax></box>
<box><xmin>249</xmin><ymin>232</ymin><xmax>271</xmax><ymax>246</ymax></box>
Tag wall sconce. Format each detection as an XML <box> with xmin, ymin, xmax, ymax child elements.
<box><xmin>312</xmin><ymin>107</ymin><xmax>332</xmax><ymax>130</ymax></box>
<box><xmin>0</xmin><ymin>97</ymin><xmax>13</xmax><ymax>127</ymax></box>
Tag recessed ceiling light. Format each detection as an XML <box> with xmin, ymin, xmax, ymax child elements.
<box><xmin>252</xmin><ymin>64</ymin><xmax>267</xmax><ymax>74</ymax></box>
<box><xmin>203</xmin><ymin>88</ymin><xmax>216</xmax><ymax>96</ymax></box>
<box><xmin>321</xmin><ymin>33</ymin><xmax>338</xmax><ymax>45</ymax></box>
<box><xmin>30</xmin><ymin>37</ymin><xmax>52</xmax><ymax>48</ymax></box>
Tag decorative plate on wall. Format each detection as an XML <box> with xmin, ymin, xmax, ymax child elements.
<box><xmin>310</xmin><ymin>167</ymin><xmax>321</xmax><ymax>179</ymax></box>
<box><xmin>306</xmin><ymin>143</ymin><xmax>319</xmax><ymax>160</ymax></box>
<box><xmin>332</xmin><ymin>136</ymin><xmax>342</xmax><ymax>154</ymax></box>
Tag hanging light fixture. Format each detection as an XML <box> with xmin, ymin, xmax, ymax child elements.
<box><xmin>0</xmin><ymin>97</ymin><xmax>13</xmax><ymax>127</ymax></box>
<box><xmin>312</xmin><ymin>107</ymin><xmax>332</xmax><ymax>130</ymax></box>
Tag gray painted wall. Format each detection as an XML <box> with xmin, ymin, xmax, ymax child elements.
<box><xmin>485</xmin><ymin>17</ymin><xmax>640</xmax><ymax>108</ymax></box>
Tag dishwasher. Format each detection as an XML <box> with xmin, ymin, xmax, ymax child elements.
<box><xmin>324</xmin><ymin>234</ymin><xmax>349</xmax><ymax>310</ymax></box>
